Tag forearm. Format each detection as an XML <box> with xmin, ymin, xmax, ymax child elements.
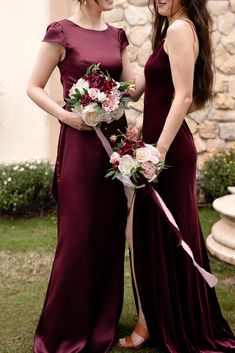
<box><xmin>27</xmin><ymin>86</ymin><xmax>68</xmax><ymax>120</ymax></box>
<box><xmin>157</xmin><ymin>95</ymin><xmax>192</xmax><ymax>153</ymax></box>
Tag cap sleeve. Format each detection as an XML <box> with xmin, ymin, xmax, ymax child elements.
<box><xmin>42</xmin><ymin>21</ymin><xmax>66</xmax><ymax>47</ymax></box>
<box><xmin>119</xmin><ymin>28</ymin><xmax>129</xmax><ymax>51</ymax></box>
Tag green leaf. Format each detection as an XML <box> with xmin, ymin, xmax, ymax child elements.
<box><xmin>105</xmin><ymin>170</ymin><xmax>115</xmax><ymax>178</ymax></box>
<box><xmin>112</xmin><ymin>146</ymin><xmax>121</xmax><ymax>151</ymax></box>
<box><xmin>75</xmin><ymin>88</ymin><xmax>82</xmax><ymax>99</ymax></box>
<box><xmin>121</xmin><ymin>97</ymin><xmax>132</xmax><ymax>103</ymax></box>
<box><xmin>119</xmin><ymin>103</ymin><xmax>130</xmax><ymax>110</ymax></box>
<box><xmin>65</xmin><ymin>98</ymin><xmax>79</xmax><ymax>105</ymax></box>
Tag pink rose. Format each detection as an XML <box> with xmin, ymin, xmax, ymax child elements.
<box><xmin>110</xmin><ymin>152</ymin><xmax>121</xmax><ymax>165</ymax></box>
<box><xmin>102</xmin><ymin>94</ymin><xmax>120</xmax><ymax>112</ymax></box>
<box><xmin>88</xmin><ymin>88</ymin><xmax>100</xmax><ymax>100</ymax></box>
<box><xmin>140</xmin><ymin>162</ymin><xmax>156</xmax><ymax>182</ymax></box>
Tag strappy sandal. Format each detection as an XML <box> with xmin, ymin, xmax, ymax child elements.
<box><xmin>118</xmin><ymin>323</ymin><xmax>150</xmax><ymax>350</ymax></box>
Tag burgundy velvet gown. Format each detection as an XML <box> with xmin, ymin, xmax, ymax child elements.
<box><xmin>33</xmin><ymin>20</ymin><xmax>128</xmax><ymax>353</ymax></box>
<box><xmin>132</xmin><ymin>40</ymin><xmax>235</xmax><ymax>352</ymax></box>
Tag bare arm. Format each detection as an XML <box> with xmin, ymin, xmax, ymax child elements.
<box><xmin>120</xmin><ymin>48</ymin><xmax>145</xmax><ymax>101</ymax></box>
<box><xmin>27</xmin><ymin>42</ymin><xmax>92</xmax><ymax>131</ymax></box>
<box><xmin>157</xmin><ymin>20</ymin><xmax>198</xmax><ymax>159</ymax></box>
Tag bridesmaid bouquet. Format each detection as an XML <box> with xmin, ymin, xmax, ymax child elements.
<box><xmin>65</xmin><ymin>64</ymin><xmax>133</xmax><ymax>127</ymax></box>
<box><xmin>106</xmin><ymin>126</ymin><xmax>164</xmax><ymax>188</ymax></box>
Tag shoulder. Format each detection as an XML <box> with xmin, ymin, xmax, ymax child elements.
<box><xmin>166</xmin><ymin>19</ymin><xmax>195</xmax><ymax>47</ymax></box>
<box><xmin>107</xmin><ymin>24</ymin><xmax>125</xmax><ymax>35</ymax></box>
<box><xmin>43</xmin><ymin>20</ymin><xmax>67</xmax><ymax>47</ymax></box>
<box><xmin>107</xmin><ymin>25</ymin><xmax>129</xmax><ymax>49</ymax></box>
<box><xmin>167</xmin><ymin>19</ymin><xmax>195</xmax><ymax>38</ymax></box>
<box><xmin>46</xmin><ymin>20</ymin><xmax>64</xmax><ymax>30</ymax></box>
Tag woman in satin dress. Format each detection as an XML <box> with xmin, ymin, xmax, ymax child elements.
<box><xmin>118</xmin><ymin>0</ymin><xmax>235</xmax><ymax>352</ymax></box>
<box><xmin>27</xmin><ymin>1</ymin><xmax>132</xmax><ymax>352</ymax></box>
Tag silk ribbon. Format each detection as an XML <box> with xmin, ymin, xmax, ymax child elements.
<box><xmin>94</xmin><ymin>127</ymin><xmax>218</xmax><ymax>288</ymax></box>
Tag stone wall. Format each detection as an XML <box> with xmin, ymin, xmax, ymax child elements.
<box><xmin>105</xmin><ymin>0</ymin><xmax>235</xmax><ymax>169</ymax></box>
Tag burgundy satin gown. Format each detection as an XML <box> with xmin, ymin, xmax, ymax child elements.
<box><xmin>33</xmin><ymin>20</ymin><xmax>128</xmax><ymax>353</ymax></box>
<box><xmin>132</xmin><ymin>39</ymin><xmax>235</xmax><ymax>352</ymax></box>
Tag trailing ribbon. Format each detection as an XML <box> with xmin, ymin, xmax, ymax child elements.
<box><xmin>94</xmin><ymin>127</ymin><xmax>218</xmax><ymax>288</ymax></box>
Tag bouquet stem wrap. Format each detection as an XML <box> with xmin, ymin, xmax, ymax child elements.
<box><xmin>94</xmin><ymin>127</ymin><xmax>218</xmax><ymax>288</ymax></box>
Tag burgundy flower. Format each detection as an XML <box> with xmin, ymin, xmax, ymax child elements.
<box><xmin>119</xmin><ymin>142</ymin><xmax>135</xmax><ymax>157</ymax></box>
<box><xmin>87</xmin><ymin>72</ymin><xmax>106</xmax><ymax>90</ymax></box>
<box><xmin>80</xmin><ymin>92</ymin><xmax>92</xmax><ymax>106</ymax></box>
<box><xmin>138</xmin><ymin>141</ymin><xmax>146</xmax><ymax>148</ymax></box>
<box><xmin>87</xmin><ymin>71</ymin><xmax>117</xmax><ymax>92</ymax></box>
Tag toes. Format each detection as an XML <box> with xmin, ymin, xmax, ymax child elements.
<box><xmin>118</xmin><ymin>338</ymin><xmax>126</xmax><ymax>347</ymax></box>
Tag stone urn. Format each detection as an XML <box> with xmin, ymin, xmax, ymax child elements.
<box><xmin>206</xmin><ymin>187</ymin><xmax>235</xmax><ymax>265</ymax></box>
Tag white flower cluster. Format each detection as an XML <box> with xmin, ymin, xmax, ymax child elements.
<box><xmin>110</xmin><ymin>144</ymin><xmax>161</xmax><ymax>188</ymax></box>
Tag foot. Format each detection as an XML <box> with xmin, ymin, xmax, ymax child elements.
<box><xmin>118</xmin><ymin>323</ymin><xmax>150</xmax><ymax>350</ymax></box>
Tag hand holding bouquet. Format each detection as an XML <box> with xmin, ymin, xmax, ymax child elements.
<box><xmin>65</xmin><ymin>64</ymin><xmax>133</xmax><ymax>127</ymax></box>
<box><xmin>106</xmin><ymin>126</ymin><xmax>165</xmax><ymax>189</ymax></box>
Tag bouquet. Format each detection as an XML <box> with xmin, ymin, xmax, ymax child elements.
<box><xmin>65</xmin><ymin>64</ymin><xmax>133</xmax><ymax>127</ymax></box>
<box><xmin>106</xmin><ymin>126</ymin><xmax>164</xmax><ymax>189</ymax></box>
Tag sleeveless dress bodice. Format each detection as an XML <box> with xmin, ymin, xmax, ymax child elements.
<box><xmin>132</xmin><ymin>37</ymin><xmax>235</xmax><ymax>353</ymax></box>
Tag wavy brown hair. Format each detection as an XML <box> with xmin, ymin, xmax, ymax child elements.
<box><xmin>150</xmin><ymin>0</ymin><xmax>213</xmax><ymax>109</ymax></box>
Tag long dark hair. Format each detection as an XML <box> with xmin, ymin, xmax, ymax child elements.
<box><xmin>150</xmin><ymin>0</ymin><xmax>213</xmax><ymax>109</ymax></box>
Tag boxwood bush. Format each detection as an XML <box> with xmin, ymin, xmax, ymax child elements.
<box><xmin>0</xmin><ymin>160</ymin><xmax>56</xmax><ymax>216</ymax></box>
<box><xmin>200</xmin><ymin>148</ymin><xmax>235</xmax><ymax>202</ymax></box>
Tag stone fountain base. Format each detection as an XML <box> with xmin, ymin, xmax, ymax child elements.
<box><xmin>206</xmin><ymin>188</ymin><xmax>235</xmax><ymax>265</ymax></box>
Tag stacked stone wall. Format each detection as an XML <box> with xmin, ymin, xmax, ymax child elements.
<box><xmin>105</xmin><ymin>0</ymin><xmax>235</xmax><ymax>168</ymax></box>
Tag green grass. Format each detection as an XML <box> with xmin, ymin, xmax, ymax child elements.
<box><xmin>0</xmin><ymin>207</ymin><xmax>234</xmax><ymax>353</ymax></box>
<box><xmin>0</xmin><ymin>213</ymin><xmax>57</xmax><ymax>252</ymax></box>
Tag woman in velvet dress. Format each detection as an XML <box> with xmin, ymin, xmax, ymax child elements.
<box><xmin>27</xmin><ymin>1</ymin><xmax>130</xmax><ymax>352</ymax></box>
<box><xmin>119</xmin><ymin>0</ymin><xmax>235</xmax><ymax>352</ymax></box>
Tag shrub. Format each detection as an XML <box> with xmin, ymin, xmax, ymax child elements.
<box><xmin>0</xmin><ymin>160</ymin><xmax>56</xmax><ymax>216</ymax></box>
<box><xmin>200</xmin><ymin>148</ymin><xmax>235</xmax><ymax>202</ymax></box>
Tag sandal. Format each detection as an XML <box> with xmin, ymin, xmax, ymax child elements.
<box><xmin>118</xmin><ymin>323</ymin><xmax>150</xmax><ymax>350</ymax></box>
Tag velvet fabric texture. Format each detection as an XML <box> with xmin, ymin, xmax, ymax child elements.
<box><xmin>34</xmin><ymin>20</ymin><xmax>128</xmax><ymax>353</ymax></box>
<box><xmin>132</xmin><ymin>39</ymin><xmax>235</xmax><ymax>352</ymax></box>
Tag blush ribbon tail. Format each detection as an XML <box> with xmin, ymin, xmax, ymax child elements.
<box><xmin>94</xmin><ymin>126</ymin><xmax>218</xmax><ymax>288</ymax></box>
<box><xmin>94</xmin><ymin>127</ymin><xmax>134</xmax><ymax>207</ymax></box>
<box><xmin>94</xmin><ymin>127</ymin><xmax>113</xmax><ymax>157</ymax></box>
<box><xmin>153</xmin><ymin>188</ymin><xmax>218</xmax><ymax>288</ymax></box>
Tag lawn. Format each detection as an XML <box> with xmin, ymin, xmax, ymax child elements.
<box><xmin>0</xmin><ymin>207</ymin><xmax>234</xmax><ymax>353</ymax></box>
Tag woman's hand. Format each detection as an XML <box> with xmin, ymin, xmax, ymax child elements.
<box><xmin>156</xmin><ymin>144</ymin><xmax>167</xmax><ymax>176</ymax></box>
<box><xmin>60</xmin><ymin>110</ymin><xmax>93</xmax><ymax>131</ymax></box>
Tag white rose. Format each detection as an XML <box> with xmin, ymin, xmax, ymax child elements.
<box><xmin>69</xmin><ymin>79</ymin><xmax>89</xmax><ymax>97</ymax></box>
<box><xmin>150</xmin><ymin>155</ymin><xmax>160</xmax><ymax>164</ymax></box>
<box><xmin>97</xmin><ymin>92</ymin><xmax>107</xmax><ymax>103</ymax></box>
<box><xmin>75</xmin><ymin>78</ymin><xmax>89</xmax><ymax>94</ymax></box>
<box><xmin>145</xmin><ymin>144</ymin><xmax>161</xmax><ymax>164</ymax></box>
<box><xmin>82</xmin><ymin>103</ymin><xmax>102</xmax><ymax>127</ymax></box>
<box><xmin>135</xmin><ymin>147</ymin><xmax>152</xmax><ymax>163</ymax></box>
<box><xmin>82</xmin><ymin>102</ymin><xmax>96</xmax><ymax>113</ymax></box>
<box><xmin>69</xmin><ymin>83</ymin><xmax>77</xmax><ymax>98</ymax></box>
<box><xmin>118</xmin><ymin>155</ymin><xmax>137</xmax><ymax>176</ymax></box>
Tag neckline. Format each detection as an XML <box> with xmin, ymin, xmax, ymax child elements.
<box><xmin>64</xmin><ymin>19</ymin><xmax>109</xmax><ymax>32</ymax></box>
